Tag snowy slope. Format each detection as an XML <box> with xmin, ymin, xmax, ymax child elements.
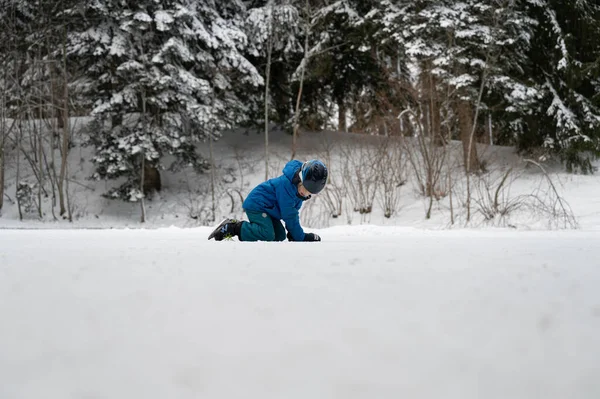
<box><xmin>1</xmin><ymin>227</ymin><xmax>600</xmax><ymax>399</ymax></box>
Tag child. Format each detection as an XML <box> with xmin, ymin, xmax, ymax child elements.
<box><xmin>208</xmin><ymin>159</ymin><xmax>327</xmax><ymax>242</ymax></box>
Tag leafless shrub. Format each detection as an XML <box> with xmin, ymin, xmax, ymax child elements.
<box><xmin>468</xmin><ymin>161</ymin><xmax>578</xmax><ymax>229</ymax></box>
<box><xmin>376</xmin><ymin>138</ymin><xmax>407</xmax><ymax>218</ymax></box>
<box><xmin>524</xmin><ymin>159</ymin><xmax>578</xmax><ymax>229</ymax></box>
<box><xmin>321</xmin><ymin>182</ymin><xmax>345</xmax><ymax>219</ymax></box>
<box><xmin>67</xmin><ymin>186</ymin><xmax>90</xmax><ymax>220</ymax></box>
<box><xmin>472</xmin><ymin>167</ymin><xmax>524</xmax><ymax>225</ymax></box>
<box><xmin>201</xmin><ymin>141</ymin><xmax>252</xmax><ymax>224</ymax></box>
<box><xmin>398</xmin><ymin>109</ymin><xmax>448</xmax><ymax>219</ymax></box>
<box><xmin>339</xmin><ymin>138</ymin><xmax>381</xmax><ymax>219</ymax></box>
<box><xmin>177</xmin><ymin>187</ymin><xmax>234</xmax><ymax>226</ymax></box>
<box><xmin>229</xmin><ymin>144</ymin><xmax>257</xmax><ymax>188</ymax></box>
<box><xmin>16</xmin><ymin>181</ymin><xmax>38</xmax><ymax>216</ymax></box>
<box><xmin>221</xmin><ymin>188</ymin><xmax>245</xmax><ymax>214</ymax></box>
<box><xmin>175</xmin><ymin>168</ymin><xmax>212</xmax><ymax>223</ymax></box>
<box><xmin>176</xmin><ymin>189</ymin><xmax>204</xmax><ymax>222</ymax></box>
<box><xmin>179</xmin><ymin>144</ymin><xmax>251</xmax><ymax>225</ymax></box>
<box><xmin>317</xmin><ymin>138</ymin><xmax>346</xmax><ymax>218</ymax></box>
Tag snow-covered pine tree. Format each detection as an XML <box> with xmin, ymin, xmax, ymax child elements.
<box><xmin>307</xmin><ymin>0</ymin><xmax>393</xmax><ymax>134</ymax></box>
<box><xmin>523</xmin><ymin>0</ymin><xmax>600</xmax><ymax>172</ymax></box>
<box><xmin>365</xmin><ymin>0</ymin><xmax>413</xmax><ymax>115</ymax></box>
<box><xmin>371</xmin><ymin>0</ymin><xmax>537</xmax><ymax>171</ymax></box>
<box><xmin>245</xmin><ymin>0</ymin><xmax>303</xmax><ymax>178</ymax></box>
<box><xmin>244</xmin><ymin>0</ymin><xmax>304</xmax><ymax>127</ymax></box>
<box><xmin>442</xmin><ymin>0</ymin><xmax>537</xmax><ymax>171</ymax></box>
<box><xmin>68</xmin><ymin>0</ymin><xmax>262</xmax><ymax>201</ymax></box>
<box><xmin>0</xmin><ymin>0</ymin><xmax>69</xmax><ymax>123</ymax></box>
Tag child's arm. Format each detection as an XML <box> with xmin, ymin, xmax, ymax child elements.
<box><xmin>279</xmin><ymin>197</ymin><xmax>320</xmax><ymax>241</ymax></box>
<box><xmin>276</xmin><ymin>184</ymin><xmax>305</xmax><ymax>241</ymax></box>
<box><xmin>281</xmin><ymin>205</ymin><xmax>305</xmax><ymax>241</ymax></box>
<box><xmin>276</xmin><ymin>180</ymin><xmax>321</xmax><ymax>242</ymax></box>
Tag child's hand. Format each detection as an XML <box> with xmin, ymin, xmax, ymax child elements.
<box><xmin>286</xmin><ymin>231</ymin><xmax>321</xmax><ymax>241</ymax></box>
<box><xmin>304</xmin><ymin>233</ymin><xmax>321</xmax><ymax>242</ymax></box>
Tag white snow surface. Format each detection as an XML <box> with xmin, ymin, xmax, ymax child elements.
<box><xmin>2</xmin><ymin>227</ymin><xmax>600</xmax><ymax>399</ymax></box>
<box><xmin>2</xmin><ymin>125</ymin><xmax>600</xmax><ymax>397</ymax></box>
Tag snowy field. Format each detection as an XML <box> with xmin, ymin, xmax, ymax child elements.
<box><xmin>2</xmin><ymin>227</ymin><xmax>600</xmax><ymax>399</ymax></box>
<box><xmin>2</xmin><ymin>125</ymin><xmax>600</xmax><ymax>397</ymax></box>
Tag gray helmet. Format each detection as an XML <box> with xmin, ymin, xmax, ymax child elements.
<box><xmin>300</xmin><ymin>160</ymin><xmax>328</xmax><ymax>194</ymax></box>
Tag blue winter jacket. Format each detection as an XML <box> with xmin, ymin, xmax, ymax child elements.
<box><xmin>242</xmin><ymin>160</ymin><xmax>309</xmax><ymax>241</ymax></box>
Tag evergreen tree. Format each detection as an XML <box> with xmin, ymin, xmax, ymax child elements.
<box><xmin>244</xmin><ymin>0</ymin><xmax>304</xmax><ymax>127</ymax></box>
<box><xmin>370</xmin><ymin>0</ymin><xmax>537</xmax><ymax>169</ymax></box>
<box><xmin>522</xmin><ymin>0</ymin><xmax>600</xmax><ymax>172</ymax></box>
<box><xmin>68</xmin><ymin>0</ymin><xmax>262</xmax><ymax>200</ymax></box>
<box><xmin>307</xmin><ymin>0</ymin><xmax>391</xmax><ymax>133</ymax></box>
<box><xmin>0</xmin><ymin>0</ymin><xmax>76</xmax><ymax>119</ymax></box>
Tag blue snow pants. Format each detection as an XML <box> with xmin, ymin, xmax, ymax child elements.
<box><xmin>240</xmin><ymin>210</ymin><xmax>287</xmax><ymax>242</ymax></box>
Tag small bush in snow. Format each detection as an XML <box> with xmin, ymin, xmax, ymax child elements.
<box><xmin>16</xmin><ymin>181</ymin><xmax>37</xmax><ymax>215</ymax></box>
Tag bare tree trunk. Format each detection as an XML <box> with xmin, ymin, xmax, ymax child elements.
<box><xmin>464</xmin><ymin>62</ymin><xmax>489</xmax><ymax>223</ymax></box>
<box><xmin>209</xmin><ymin>130</ymin><xmax>216</xmax><ymax>223</ymax></box>
<box><xmin>458</xmin><ymin>100</ymin><xmax>480</xmax><ymax>173</ymax></box>
<box><xmin>378</xmin><ymin>119</ymin><xmax>387</xmax><ymax>136</ymax></box>
<box><xmin>448</xmin><ymin>164</ymin><xmax>454</xmax><ymax>224</ymax></box>
<box><xmin>140</xmin><ymin>83</ymin><xmax>147</xmax><ymax>223</ymax></box>
<box><xmin>33</xmin><ymin>56</ymin><xmax>43</xmax><ymax>219</ymax></box>
<box><xmin>460</xmin><ymin>98</ymin><xmax>478</xmax><ymax>223</ymax></box>
<box><xmin>65</xmin><ymin>149</ymin><xmax>72</xmax><ymax>222</ymax></box>
<box><xmin>0</xmin><ymin>140</ymin><xmax>4</xmax><ymax>213</ymax></box>
<box><xmin>446</xmin><ymin>109</ymin><xmax>454</xmax><ymax>225</ymax></box>
<box><xmin>140</xmin><ymin>154</ymin><xmax>146</xmax><ymax>223</ymax></box>
<box><xmin>418</xmin><ymin>68</ymin><xmax>431</xmax><ymax>139</ymax></box>
<box><xmin>57</xmin><ymin>31</ymin><xmax>70</xmax><ymax>218</ymax></box>
<box><xmin>264</xmin><ymin>0</ymin><xmax>274</xmax><ymax>181</ymax></box>
<box><xmin>0</xmin><ymin>130</ymin><xmax>4</xmax><ymax>213</ymax></box>
<box><xmin>16</xmin><ymin>120</ymin><xmax>23</xmax><ymax>220</ymax></box>
<box><xmin>487</xmin><ymin>113</ymin><xmax>493</xmax><ymax>146</ymax></box>
<box><xmin>48</xmin><ymin>62</ymin><xmax>58</xmax><ymax>220</ymax></box>
<box><xmin>37</xmin><ymin>116</ymin><xmax>43</xmax><ymax>219</ymax></box>
<box><xmin>429</xmin><ymin>73</ymin><xmax>443</xmax><ymax>146</ymax></box>
<box><xmin>0</xmin><ymin>86</ymin><xmax>5</xmax><ymax>212</ymax></box>
<box><xmin>291</xmin><ymin>0</ymin><xmax>310</xmax><ymax>160</ymax></box>
<box><xmin>44</xmin><ymin>129</ymin><xmax>57</xmax><ymax>221</ymax></box>
<box><xmin>338</xmin><ymin>98</ymin><xmax>346</xmax><ymax>132</ymax></box>
<box><xmin>57</xmin><ymin>109</ymin><xmax>68</xmax><ymax>216</ymax></box>
<box><xmin>55</xmin><ymin>75</ymin><xmax>65</xmax><ymax>129</ymax></box>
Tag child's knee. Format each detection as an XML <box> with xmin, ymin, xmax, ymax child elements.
<box><xmin>260</xmin><ymin>230</ymin><xmax>276</xmax><ymax>241</ymax></box>
<box><xmin>255</xmin><ymin>224</ymin><xmax>275</xmax><ymax>241</ymax></box>
<box><xmin>274</xmin><ymin>231</ymin><xmax>286</xmax><ymax>241</ymax></box>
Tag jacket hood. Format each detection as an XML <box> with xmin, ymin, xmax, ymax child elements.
<box><xmin>282</xmin><ymin>160</ymin><xmax>303</xmax><ymax>184</ymax></box>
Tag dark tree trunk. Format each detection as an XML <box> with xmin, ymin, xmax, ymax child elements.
<box><xmin>458</xmin><ymin>100</ymin><xmax>481</xmax><ymax>173</ymax></box>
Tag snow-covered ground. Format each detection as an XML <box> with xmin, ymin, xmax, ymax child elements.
<box><xmin>1</xmin><ymin>227</ymin><xmax>600</xmax><ymax>398</ymax></box>
<box><xmin>2</xmin><ymin>126</ymin><xmax>600</xmax><ymax>397</ymax></box>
